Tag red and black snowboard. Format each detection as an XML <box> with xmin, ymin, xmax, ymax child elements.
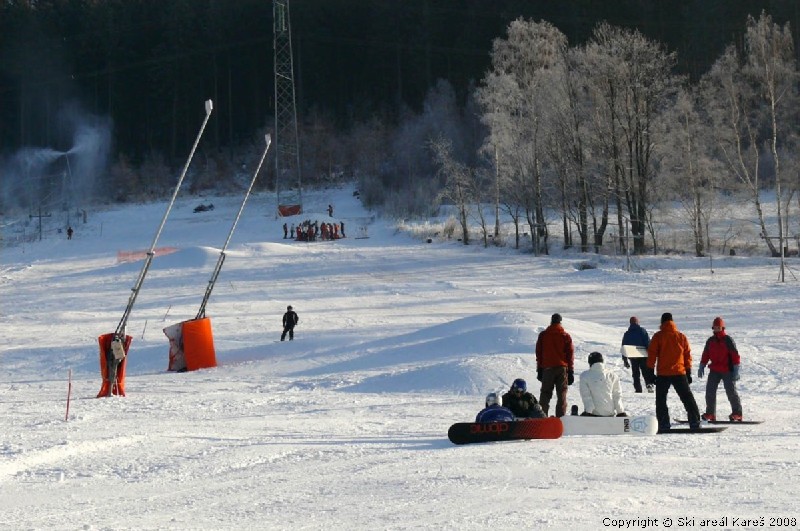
<box><xmin>447</xmin><ymin>417</ymin><xmax>563</xmax><ymax>445</ymax></box>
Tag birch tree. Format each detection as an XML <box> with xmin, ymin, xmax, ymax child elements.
<box><xmin>700</xmin><ymin>12</ymin><xmax>798</xmax><ymax>258</ymax></box>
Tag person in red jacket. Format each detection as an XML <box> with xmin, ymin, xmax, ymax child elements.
<box><xmin>647</xmin><ymin>312</ymin><xmax>701</xmax><ymax>431</ymax></box>
<box><xmin>535</xmin><ymin>313</ymin><xmax>575</xmax><ymax>417</ymax></box>
<box><xmin>698</xmin><ymin>317</ymin><xmax>743</xmax><ymax>421</ymax></box>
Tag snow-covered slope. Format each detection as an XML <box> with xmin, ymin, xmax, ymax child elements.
<box><xmin>1</xmin><ymin>184</ymin><xmax>798</xmax><ymax>530</ymax></box>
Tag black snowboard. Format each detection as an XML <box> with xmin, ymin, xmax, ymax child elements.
<box><xmin>674</xmin><ymin>419</ymin><xmax>763</xmax><ymax>425</ymax></box>
<box><xmin>658</xmin><ymin>426</ymin><xmax>728</xmax><ymax>434</ymax></box>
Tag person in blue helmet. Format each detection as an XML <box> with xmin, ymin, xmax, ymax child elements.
<box><xmin>501</xmin><ymin>378</ymin><xmax>546</xmax><ymax>418</ymax></box>
<box><xmin>475</xmin><ymin>392</ymin><xmax>515</xmax><ymax>422</ymax></box>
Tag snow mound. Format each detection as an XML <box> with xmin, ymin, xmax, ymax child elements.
<box><xmin>343</xmin><ymin>355</ymin><xmax>531</xmax><ymax>395</ymax></box>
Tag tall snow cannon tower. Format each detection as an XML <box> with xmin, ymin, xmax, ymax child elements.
<box><xmin>273</xmin><ymin>0</ymin><xmax>302</xmax><ymax>217</ymax></box>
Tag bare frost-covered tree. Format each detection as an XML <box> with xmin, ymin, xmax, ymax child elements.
<box><xmin>479</xmin><ymin>71</ymin><xmax>529</xmax><ymax>249</ymax></box>
<box><xmin>384</xmin><ymin>79</ymin><xmax>467</xmax><ymax>217</ymax></box>
<box><xmin>745</xmin><ymin>13</ymin><xmax>798</xmax><ymax>257</ymax></box>
<box><xmin>542</xmin><ymin>45</ymin><xmax>610</xmax><ymax>252</ymax></box>
<box><xmin>659</xmin><ymin>86</ymin><xmax>723</xmax><ymax>256</ymax></box>
<box><xmin>584</xmin><ymin>23</ymin><xmax>678</xmax><ymax>254</ymax></box>
<box><xmin>431</xmin><ymin>136</ymin><xmax>474</xmax><ymax>245</ymax></box>
<box><xmin>700</xmin><ymin>12</ymin><xmax>798</xmax><ymax>258</ymax></box>
<box><xmin>479</xmin><ymin>18</ymin><xmax>568</xmax><ymax>255</ymax></box>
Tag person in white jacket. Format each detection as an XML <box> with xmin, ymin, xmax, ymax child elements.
<box><xmin>578</xmin><ymin>352</ymin><xmax>627</xmax><ymax>417</ymax></box>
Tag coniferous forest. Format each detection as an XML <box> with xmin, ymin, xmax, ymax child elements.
<box><xmin>1</xmin><ymin>1</ymin><xmax>799</xmax><ymax>256</ymax></box>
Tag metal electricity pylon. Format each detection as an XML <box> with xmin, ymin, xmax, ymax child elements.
<box><xmin>273</xmin><ymin>0</ymin><xmax>302</xmax><ymax>216</ymax></box>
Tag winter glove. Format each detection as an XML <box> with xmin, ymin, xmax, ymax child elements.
<box><xmin>698</xmin><ymin>364</ymin><xmax>706</xmax><ymax>379</ymax></box>
<box><xmin>567</xmin><ymin>370</ymin><xmax>574</xmax><ymax>386</ymax></box>
<box><xmin>686</xmin><ymin>373</ymin><xmax>693</xmax><ymax>385</ymax></box>
<box><xmin>616</xmin><ymin>412</ymin><xmax>628</xmax><ymax>417</ymax></box>
<box><xmin>536</xmin><ymin>368</ymin><xmax>543</xmax><ymax>382</ymax></box>
<box><xmin>733</xmin><ymin>365</ymin><xmax>740</xmax><ymax>381</ymax></box>
<box><xmin>623</xmin><ymin>357</ymin><xmax>630</xmax><ymax>369</ymax></box>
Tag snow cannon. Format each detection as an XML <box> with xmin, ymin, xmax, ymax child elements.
<box><xmin>163</xmin><ymin>134</ymin><xmax>271</xmax><ymax>372</ymax></box>
<box><xmin>97</xmin><ymin>99</ymin><xmax>214</xmax><ymax>396</ymax></box>
<box><xmin>163</xmin><ymin>318</ymin><xmax>217</xmax><ymax>372</ymax></box>
<box><xmin>96</xmin><ymin>333</ymin><xmax>132</xmax><ymax>397</ymax></box>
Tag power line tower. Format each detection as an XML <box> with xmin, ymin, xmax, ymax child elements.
<box><xmin>273</xmin><ymin>0</ymin><xmax>302</xmax><ymax>217</ymax></box>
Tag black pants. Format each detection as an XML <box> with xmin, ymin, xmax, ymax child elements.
<box><xmin>281</xmin><ymin>326</ymin><xmax>294</xmax><ymax>341</ymax></box>
<box><xmin>630</xmin><ymin>358</ymin><xmax>654</xmax><ymax>392</ymax></box>
<box><xmin>655</xmin><ymin>374</ymin><xmax>700</xmax><ymax>429</ymax></box>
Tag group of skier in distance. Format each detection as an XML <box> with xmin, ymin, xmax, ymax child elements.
<box><xmin>476</xmin><ymin>312</ymin><xmax>743</xmax><ymax>432</ymax></box>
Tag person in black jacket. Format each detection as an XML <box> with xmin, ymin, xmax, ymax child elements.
<box><xmin>281</xmin><ymin>305</ymin><xmax>299</xmax><ymax>341</ymax></box>
<box><xmin>501</xmin><ymin>378</ymin><xmax>546</xmax><ymax>418</ymax></box>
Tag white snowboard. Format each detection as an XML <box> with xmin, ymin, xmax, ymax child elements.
<box><xmin>561</xmin><ymin>415</ymin><xmax>658</xmax><ymax>436</ymax></box>
<box><xmin>621</xmin><ymin>345</ymin><xmax>648</xmax><ymax>358</ymax></box>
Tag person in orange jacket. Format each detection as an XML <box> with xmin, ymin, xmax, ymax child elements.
<box><xmin>535</xmin><ymin>313</ymin><xmax>575</xmax><ymax>417</ymax></box>
<box><xmin>647</xmin><ymin>312</ymin><xmax>701</xmax><ymax>431</ymax></box>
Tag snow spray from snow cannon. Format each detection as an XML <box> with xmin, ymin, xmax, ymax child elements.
<box><xmin>163</xmin><ymin>134</ymin><xmax>272</xmax><ymax>372</ymax></box>
<box><xmin>97</xmin><ymin>100</ymin><xmax>214</xmax><ymax>397</ymax></box>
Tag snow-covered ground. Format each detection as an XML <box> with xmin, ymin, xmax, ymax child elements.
<box><xmin>1</xmin><ymin>184</ymin><xmax>799</xmax><ymax>530</ymax></box>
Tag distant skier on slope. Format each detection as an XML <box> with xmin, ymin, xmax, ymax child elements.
<box><xmin>281</xmin><ymin>305</ymin><xmax>299</xmax><ymax>341</ymax></box>
<box><xmin>475</xmin><ymin>392</ymin><xmax>515</xmax><ymax>422</ymax></box>
<box><xmin>578</xmin><ymin>352</ymin><xmax>627</xmax><ymax>417</ymax></box>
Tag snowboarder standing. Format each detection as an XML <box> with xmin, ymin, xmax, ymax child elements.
<box><xmin>283</xmin><ymin>223</ymin><xmax>288</xmax><ymax>239</ymax></box>
<box><xmin>501</xmin><ymin>378</ymin><xmax>545</xmax><ymax>418</ymax></box>
<box><xmin>67</xmin><ymin>226</ymin><xmax>74</xmax><ymax>240</ymax></box>
<box><xmin>621</xmin><ymin>316</ymin><xmax>654</xmax><ymax>393</ymax></box>
<box><xmin>327</xmin><ymin>204</ymin><xmax>333</xmax><ymax>217</ymax></box>
<box><xmin>647</xmin><ymin>313</ymin><xmax>701</xmax><ymax>431</ymax></box>
<box><xmin>578</xmin><ymin>352</ymin><xmax>627</xmax><ymax>417</ymax></box>
<box><xmin>535</xmin><ymin>313</ymin><xmax>575</xmax><ymax>417</ymax></box>
<box><xmin>475</xmin><ymin>392</ymin><xmax>515</xmax><ymax>422</ymax></box>
<box><xmin>698</xmin><ymin>317</ymin><xmax>743</xmax><ymax>422</ymax></box>
<box><xmin>281</xmin><ymin>305</ymin><xmax>299</xmax><ymax>341</ymax></box>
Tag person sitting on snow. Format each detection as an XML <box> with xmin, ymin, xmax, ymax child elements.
<box><xmin>501</xmin><ymin>378</ymin><xmax>546</xmax><ymax>418</ymax></box>
<box><xmin>579</xmin><ymin>352</ymin><xmax>627</xmax><ymax>417</ymax></box>
<box><xmin>475</xmin><ymin>392</ymin><xmax>515</xmax><ymax>423</ymax></box>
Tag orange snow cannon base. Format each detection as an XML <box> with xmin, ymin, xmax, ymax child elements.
<box><xmin>97</xmin><ymin>333</ymin><xmax>132</xmax><ymax>397</ymax></box>
<box><xmin>181</xmin><ymin>317</ymin><xmax>218</xmax><ymax>371</ymax></box>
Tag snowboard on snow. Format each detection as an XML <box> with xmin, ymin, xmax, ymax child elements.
<box><xmin>447</xmin><ymin>418</ymin><xmax>563</xmax><ymax>445</ymax></box>
<box><xmin>674</xmin><ymin>419</ymin><xmax>763</xmax><ymax>425</ymax></box>
<box><xmin>561</xmin><ymin>415</ymin><xmax>658</xmax><ymax>436</ymax></box>
<box><xmin>658</xmin><ymin>426</ymin><xmax>728</xmax><ymax>434</ymax></box>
